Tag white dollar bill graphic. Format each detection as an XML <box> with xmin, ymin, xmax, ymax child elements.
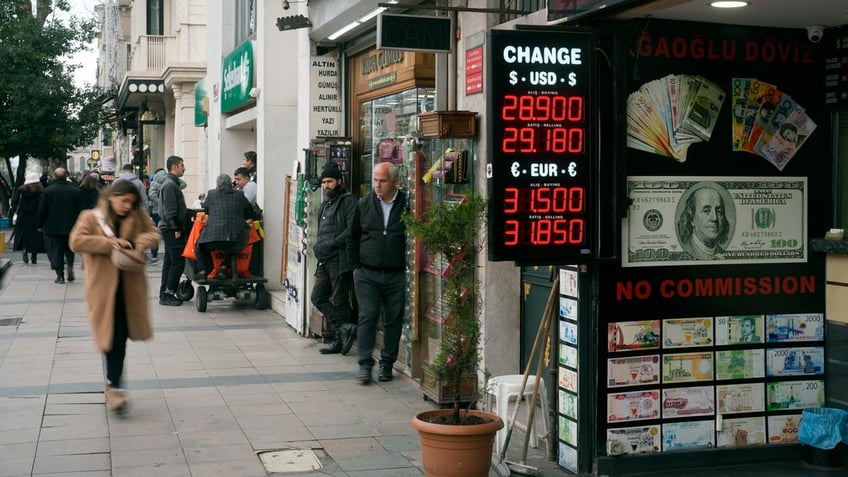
<box><xmin>625</xmin><ymin>176</ymin><xmax>807</xmax><ymax>267</ymax></box>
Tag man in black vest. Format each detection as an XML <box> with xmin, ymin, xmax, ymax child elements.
<box><xmin>37</xmin><ymin>168</ymin><xmax>81</xmax><ymax>284</ymax></box>
<box><xmin>348</xmin><ymin>162</ymin><xmax>408</xmax><ymax>383</ymax></box>
<box><xmin>311</xmin><ymin>162</ymin><xmax>358</xmax><ymax>355</ymax></box>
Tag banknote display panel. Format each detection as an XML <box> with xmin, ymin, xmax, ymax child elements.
<box><xmin>607</xmin><ymin>425</ymin><xmax>662</xmax><ymax>454</ymax></box>
<box><xmin>488</xmin><ymin>30</ymin><xmax>596</xmax><ymax>263</ymax></box>
<box><xmin>607</xmin><ymin>355</ymin><xmax>661</xmax><ymax>388</ymax></box>
<box><xmin>662</xmin><ymin>352</ymin><xmax>714</xmax><ymax>383</ymax></box>
<box><xmin>715</xmin><ymin>349</ymin><xmax>765</xmax><ymax>380</ymax></box>
<box><xmin>766</xmin><ymin>313</ymin><xmax>824</xmax><ymax>343</ymax></box>
<box><xmin>662</xmin><ymin>317</ymin><xmax>713</xmax><ymax>348</ymax></box>
<box><xmin>715</xmin><ymin>315</ymin><xmax>764</xmax><ymax>345</ymax></box>
<box><xmin>607</xmin><ymin>390</ymin><xmax>661</xmax><ymax>423</ymax></box>
<box><xmin>766</xmin><ymin>347</ymin><xmax>824</xmax><ymax>377</ymax></box>
<box><xmin>767</xmin><ymin>414</ymin><xmax>801</xmax><ymax>444</ymax></box>
<box><xmin>662</xmin><ymin>420</ymin><xmax>715</xmax><ymax>451</ymax></box>
<box><xmin>717</xmin><ymin>383</ymin><xmax>765</xmax><ymax>414</ymax></box>
<box><xmin>661</xmin><ymin>385</ymin><xmax>715</xmax><ymax>418</ymax></box>
<box><xmin>716</xmin><ymin>416</ymin><xmax>766</xmax><ymax>448</ymax></box>
<box><xmin>624</xmin><ymin>177</ymin><xmax>807</xmax><ymax>267</ymax></box>
<box><xmin>766</xmin><ymin>380</ymin><xmax>825</xmax><ymax>411</ymax></box>
<box><xmin>608</xmin><ymin>320</ymin><xmax>661</xmax><ymax>352</ymax></box>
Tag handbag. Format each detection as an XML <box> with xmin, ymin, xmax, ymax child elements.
<box><xmin>94</xmin><ymin>209</ymin><xmax>146</xmax><ymax>271</ymax></box>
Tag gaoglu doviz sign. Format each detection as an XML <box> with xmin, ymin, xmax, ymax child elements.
<box><xmin>487</xmin><ymin>29</ymin><xmax>597</xmax><ymax>264</ymax></box>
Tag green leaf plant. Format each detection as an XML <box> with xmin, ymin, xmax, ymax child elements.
<box><xmin>404</xmin><ymin>193</ymin><xmax>488</xmax><ymax>425</ymax></box>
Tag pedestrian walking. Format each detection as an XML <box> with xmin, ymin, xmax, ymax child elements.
<box><xmin>157</xmin><ymin>156</ymin><xmax>189</xmax><ymax>306</ymax></box>
<box><xmin>348</xmin><ymin>162</ymin><xmax>408</xmax><ymax>383</ymax></box>
<box><xmin>11</xmin><ymin>172</ymin><xmax>46</xmax><ymax>264</ymax></box>
<box><xmin>69</xmin><ymin>179</ymin><xmax>161</xmax><ymax>412</ymax></box>
<box><xmin>79</xmin><ymin>174</ymin><xmax>101</xmax><ymax>210</ymax></box>
<box><xmin>36</xmin><ymin>168</ymin><xmax>81</xmax><ymax>284</ymax></box>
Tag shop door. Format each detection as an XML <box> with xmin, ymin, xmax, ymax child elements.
<box><xmin>520</xmin><ymin>265</ymin><xmax>555</xmax><ymax>394</ymax></box>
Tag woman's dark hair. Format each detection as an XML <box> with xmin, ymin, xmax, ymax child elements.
<box><xmin>81</xmin><ymin>174</ymin><xmax>100</xmax><ymax>190</ymax></box>
<box><xmin>102</xmin><ymin>179</ymin><xmax>141</xmax><ymax>209</ymax></box>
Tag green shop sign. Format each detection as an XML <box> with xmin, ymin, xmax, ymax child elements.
<box><xmin>194</xmin><ymin>77</ymin><xmax>208</xmax><ymax>126</ymax></box>
<box><xmin>222</xmin><ymin>40</ymin><xmax>254</xmax><ymax>113</ymax></box>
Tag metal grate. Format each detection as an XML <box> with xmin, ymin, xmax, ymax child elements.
<box><xmin>0</xmin><ymin>317</ymin><xmax>22</xmax><ymax>327</ymax></box>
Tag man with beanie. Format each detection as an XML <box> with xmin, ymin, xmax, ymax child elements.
<box><xmin>311</xmin><ymin>161</ymin><xmax>358</xmax><ymax>355</ymax></box>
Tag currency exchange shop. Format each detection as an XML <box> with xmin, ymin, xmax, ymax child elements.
<box><xmin>504</xmin><ymin>11</ymin><xmax>844</xmax><ymax>475</ymax></box>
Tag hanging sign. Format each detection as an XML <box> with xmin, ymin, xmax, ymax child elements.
<box><xmin>487</xmin><ymin>29</ymin><xmax>596</xmax><ymax>263</ymax></box>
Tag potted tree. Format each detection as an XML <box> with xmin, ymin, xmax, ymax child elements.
<box><xmin>404</xmin><ymin>193</ymin><xmax>503</xmax><ymax>477</ymax></box>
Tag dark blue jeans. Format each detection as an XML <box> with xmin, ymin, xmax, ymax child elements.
<box><xmin>310</xmin><ymin>257</ymin><xmax>353</xmax><ymax>330</ymax></box>
<box><xmin>159</xmin><ymin>228</ymin><xmax>185</xmax><ymax>295</ymax></box>
<box><xmin>45</xmin><ymin>234</ymin><xmax>74</xmax><ymax>277</ymax></box>
<box><xmin>353</xmin><ymin>268</ymin><xmax>405</xmax><ymax>369</ymax></box>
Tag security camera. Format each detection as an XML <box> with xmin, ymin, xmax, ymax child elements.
<box><xmin>806</xmin><ymin>25</ymin><xmax>824</xmax><ymax>43</ymax></box>
<box><xmin>282</xmin><ymin>0</ymin><xmax>290</xmax><ymax>10</ymax></box>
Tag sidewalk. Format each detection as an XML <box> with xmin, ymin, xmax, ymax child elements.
<box><xmin>0</xmin><ymin>243</ymin><xmax>560</xmax><ymax>477</ymax></box>
<box><xmin>0</xmin><ymin>238</ymin><xmax>832</xmax><ymax>477</ymax></box>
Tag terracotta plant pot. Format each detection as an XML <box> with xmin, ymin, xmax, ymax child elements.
<box><xmin>411</xmin><ymin>409</ymin><xmax>504</xmax><ymax>477</ymax></box>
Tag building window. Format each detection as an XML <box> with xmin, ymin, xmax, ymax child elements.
<box><xmin>147</xmin><ymin>0</ymin><xmax>163</xmax><ymax>35</ymax></box>
<box><xmin>499</xmin><ymin>0</ymin><xmax>543</xmax><ymax>24</ymax></box>
<box><xmin>235</xmin><ymin>0</ymin><xmax>257</xmax><ymax>43</ymax></box>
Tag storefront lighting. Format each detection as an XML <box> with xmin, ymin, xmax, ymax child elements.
<box><xmin>328</xmin><ymin>21</ymin><xmax>360</xmax><ymax>40</ymax></box>
<box><xmin>709</xmin><ymin>1</ymin><xmax>749</xmax><ymax>8</ymax></box>
<box><xmin>358</xmin><ymin>6</ymin><xmax>386</xmax><ymax>23</ymax></box>
<box><xmin>328</xmin><ymin>1</ymin><xmax>397</xmax><ymax>41</ymax></box>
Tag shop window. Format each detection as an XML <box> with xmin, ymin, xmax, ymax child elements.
<box><xmin>499</xmin><ymin>0</ymin><xmax>543</xmax><ymax>24</ymax></box>
<box><xmin>836</xmin><ymin>110</ymin><xmax>848</xmax><ymax>227</ymax></box>
<box><xmin>235</xmin><ymin>0</ymin><xmax>257</xmax><ymax>43</ymax></box>
<box><xmin>358</xmin><ymin>88</ymin><xmax>435</xmax><ymax>196</ymax></box>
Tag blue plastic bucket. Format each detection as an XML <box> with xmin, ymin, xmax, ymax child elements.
<box><xmin>0</xmin><ymin>217</ymin><xmax>9</xmax><ymax>228</ymax></box>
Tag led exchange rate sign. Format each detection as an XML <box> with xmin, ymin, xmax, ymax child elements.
<box><xmin>487</xmin><ymin>30</ymin><xmax>596</xmax><ymax>263</ymax></box>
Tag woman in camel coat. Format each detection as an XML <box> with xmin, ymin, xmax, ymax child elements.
<box><xmin>70</xmin><ymin>179</ymin><xmax>161</xmax><ymax>412</ymax></box>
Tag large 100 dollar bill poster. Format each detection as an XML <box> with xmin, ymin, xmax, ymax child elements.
<box><xmin>624</xmin><ymin>177</ymin><xmax>807</xmax><ymax>267</ymax></box>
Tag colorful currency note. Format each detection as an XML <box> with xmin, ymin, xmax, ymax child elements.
<box><xmin>625</xmin><ymin>177</ymin><xmax>807</xmax><ymax>267</ymax></box>
<box><xmin>560</xmin><ymin>415</ymin><xmax>578</xmax><ymax>446</ymax></box>
<box><xmin>607</xmin><ymin>425</ymin><xmax>661</xmax><ymax>454</ymax></box>
<box><xmin>766</xmin><ymin>347</ymin><xmax>824</xmax><ymax>377</ymax></box>
<box><xmin>767</xmin><ymin>414</ymin><xmax>801</xmax><ymax>444</ymax></box>
<box><xmin>753</xmin><ymin>93</ymin><xmax>798</xmax><ymax>157</ymax></box>
<box><xmin>560</xmin><ymin>296</ymin><xmax>578</xmax><ymax>320</ymax></box>
<box><xmin>607</xmin><ymin>390</ymin><xmax>661</xmax><ymax>423</ymax></box>
<box><xmin>741</xmin><ymin>79</ymin><xmax>777</xmax><ymax>145</ymax></box>
<box><xmin>767</xmin><ymin>380</ymin><xmax>825</xmax><ymax>411</ymax></box>
<box><xmin>759</xmin><ymin>106</ymin><xmax>817</xmax><ymax>171</ymax></box>
<box><xmin>662</xmin><ymin>420</ymin><xmax>715</xmax><ymax>451</ymax></box>
<box><xmin>559</xmin><ymin>367</ymin><xmax>578</xmax><ymax>393</ymax></box>
<box><xmin>743</xmin><ymin>85</ymin><xmax>782</xmax><ymax>153</ymax></box>
<box><xmin>715</xmin><ymin>349</ymin><xmax>765</xmax><ymax>380</ymax></box>
<box><xmin>607</xmin><ymin>355</ymin><xmax>661</xmax><ymax>388</ymax></box>
<box><xmin>662</xmin><ymin>352</ymin><xmax>714</xmax><ymax>383</ymax></box>
<box><xmin>608</xmin><ymin>320</ymin><xmax>661</xmax><ymax>352</ymax></box>
<box><xmin>680</xmin><ymin>76</ymin><xmax>726</xmax><ymax>141</ymax></box>
<box><xmin>715</xmin><ymin>315</ymin><xmax>764</xmax><ymax>345</ymax></box>
<box><xmin>717</xmin><ymin>383</ymin><xmax>765</xmax><ymax>414</ymax></box>
<box><xmin>663</xmin><ymin>317</ymin><xmax>713</xmax><ymax>348</ymax></box>
<box><xmin>560</xmin><ymin>268</ymin><xmax>579</xmax><ymax>298</ymax></box>
<box><xmin>559</xmin><ymin>442</ymin><xmax>578</xmax><ymax>473</ymax></box>
<box><xmin>717</xmin><ymin>416</ymin><xmax>766</xmax><ymax>448</ymax></box>
<box><xmin>560</xmin><ymin>343</ymin><xmax>578</xmax><ymax>370</ymax></box>
<box><xmin>560</xmin><ymin>320</ymin><xmax>578</xmax><ymax>346</ymax></box>
<box><xmin>559</xmin><ymin>389</ymin><xmax>578</xmax><ymax>419</ymax></box>
<box><xmin>766</xmin><ymin>313</ymin><xmax>824</xmax><ymax>343</ymax></box>
<box><xmin>662</xmin><ymin>385</ymin><xmax>715</xmax><ymax>418</ymax></box>
<box><xmin>730</xmin><ymin>78</ymin><xmax>753</xmax><ymax>150</ymax></box>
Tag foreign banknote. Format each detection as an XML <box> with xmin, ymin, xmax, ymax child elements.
<box><xmin>560</xmin><ymin>343</ymin><xmax>578</xmax><ymax>369</ymax></box>
<box><xmin>663</xmin><ymin>317</ymin><xmax>713</xmax><ymax>348</ymax></box>
<box><xmin>607</xmin><ymin>320</ymin><xmax>661</xmax><ymax>352</ymax></box>
<box><xmin>717</xmin><ymin>416</ymin><xmax>766</xmax><ymax>448</ymax></box>
<box><xmin>662</xmin><ymin>385</ymin><xmax>715</xmax><ymax>418</ymax></box>
<box><xmin>559</xmin><ymin>389</ymin><xmax>578</xmax><ymax>419</ymax></box>
<box><xmin>766</xmin><ymin>380</ymin><xmax>825</xmax><ymax>411</ymax></box>
<box><xmin>715</xmin><ymin>349</ymin><xmax>765</xmax><ymax>380</ymax></box>
<box><xmin>607</xmin><ymin>390</ymin><xmax>661</xmax><ymax>423</ymax></box>
<box><xmin>560</xmin><ymin>320</ymin><xmax>578</xmax><ymax>346</ymax></box>
<box><xmin>715</xmin><ymin>315</ymin><xmax>764</xmax><ymax>345</ymax></box>
<box><xmin>559</xmin><ymin>367</ymin><xmax>578</xmax><ymax>393</ymax></box>
<box><xmin>560</xmin><ymin>296</ymin><xmax>578</xmax><ymax>320</ymax></box>
<box><xmin>766</xmin><ymin>313</ymin><xmax>824</xmax><ymax>343</ymax></box>
<box><xmin>662</xmin><ymin>352</ymin><xmax>714</xmax><ymax>383</ymax></box>
<box><xmin>559</xmin><ymin>442</ymin><xmax>578</xmax><ymax>473</ymax></box>
<box><xmin>767</xmin><ymin>414</ymin><xmax>801</xmax><ymax>444</ymax></box>
<box><xmin>766</xmin><ymin>347</ymin><xmax>825</xmax><ymax>377</ymax></box>
<box><xmin>717</xmin><ymin>383</ymin><xmax>765</xmax><ymax>414</ymax></box>
<box><xmin>607</xmin><ymin>355</ymin><xmax>661</xmax><ymax>388</ymax></box>
<box><xmin>560</xmin><ymin>415</ymin><xmax>578</xmax><ymax>446</ymax></box>
<box><xmin>625</xmin><ymin>177</ymin><xmax>807</xmax><ymax>267</ymax></box>
<box><xmin>607</xmin><ymin>425</ymin><xmax>661</xmax><ymax>454</ymax></box>
<box><xmin>662</xmin><ymin>420</ymin><xmax>715</xmax><ymax>451</ymax></box>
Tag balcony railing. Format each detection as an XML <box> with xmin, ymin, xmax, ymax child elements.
<box><xmin>129</xmin><ymin>35</ymin><xmax>177</xmax><ymax>75</ymax></box>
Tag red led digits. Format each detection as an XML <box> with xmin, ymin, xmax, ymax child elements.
<box><xmin>503</xmin><ymin>186</ymin><xmax>584</xmax><ymax>214</ymax></box>
<box><xmin>502</xmin><ymin>187</ymin><xmax>586</xmax><ymax>246</ymax></box>
<box><xmin>501</xmin><ymin>94</ymin><xmax>583</xmax><ymax>121</ymax></box>
<box><xmin>503</xmin><ymin>219</ymin><xmax>586</xmax><ymax>245</ymax></box>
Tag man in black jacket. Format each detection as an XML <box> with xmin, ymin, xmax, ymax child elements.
<box><xmin>348</xmin><ymin>162</ymin><xmax>408</xmax><ymax>383</ymax></box>
<box><xmin>158</xmin><ymin>156</ymin><xmax>188</xmax><ymax>306</ymax></box>
<box><xmin>311</xmin><ymin>162</ymin><xmax>358</xmax><ymax>355</ymax></box>
<box><xmin>37</xmin><ymin>168</ymin><xmax>81</xmax><ymax>284</ymax></box>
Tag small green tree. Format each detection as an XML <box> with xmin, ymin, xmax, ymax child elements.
<box><xmin>404</xmin><ymin>193</ymin><xmax>488</xmax><ymax>424</ymax></box>
<box><xmin>0</xmin><ymin>0</ymin><xmax>100</xmax><ymax>213</ymax></box>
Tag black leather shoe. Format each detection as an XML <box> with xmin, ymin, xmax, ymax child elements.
<box><xmin>378</xmin><ymin>365</ymin><xmax>394</xmax><ymax>382</ymax></box>
<box><xmin>340</xmin><ymin>323</ymin><xmax>356</xmax><ymax>356</ymax></box>
<box><xmin>158</xmin><ymin>294</ymin><xmax>182</xmax><ymax>306</ymax></box>
<box><xmin>67</xmin><ymin>270</ymin><xmax>75</xmax><ymax>282</ymax></box>
<box><xmin>22</xmin><ymin>252</ymin><xmax>28</xmax><ymax>264</ymax></box>
<box><xmin>319</xmin><ymin>339</ymin><xmax>342</xmax><ymax>354</ymax></box>
<box><xmin>31</xmin><ymin>255</ymin><xmax>37</xmax><ymax>264</ymax></box>
<box><xmin>54</xmin><ymin>276</ymin><xmax>65</xmax><ymax>284</ymax></box>
<box><xmin>357</xmin><ymin>366</ymin><xmax>372</xmax><ymax>384</ymax></box>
